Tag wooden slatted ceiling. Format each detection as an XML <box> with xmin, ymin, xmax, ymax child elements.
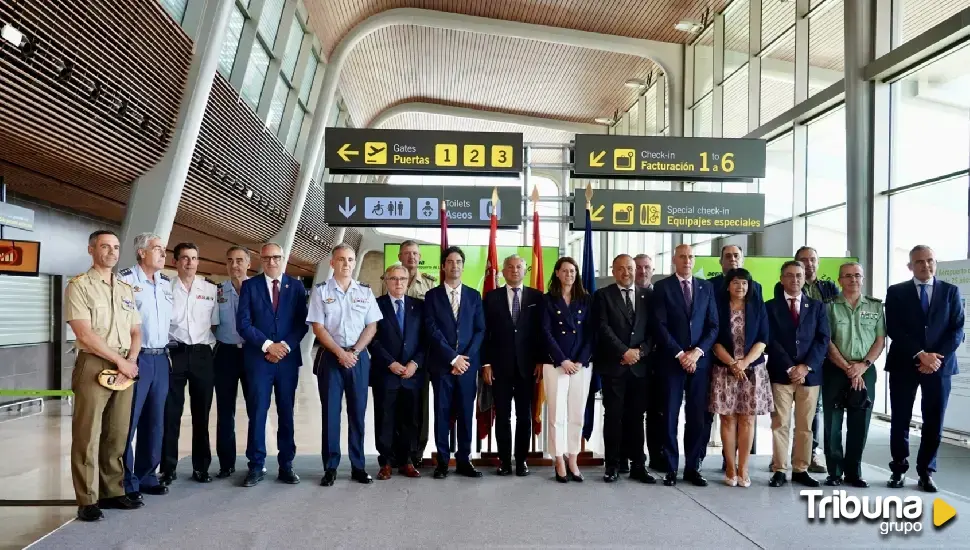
<box><xmin>341</xmin><ymin>26</ymin><xmax>658</xmax><ymax>128</ymax></box>
<box><xmin>307</xmin><ymin>0</ymin><xmax>730</xmax><ymax>59</ymax></box>
<box><xmin>901</xmin><ymin>0</ymin><xmax>970</xmax><ymax>43</ymax></box>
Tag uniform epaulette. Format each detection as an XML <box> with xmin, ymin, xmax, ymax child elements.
<box><xmin>117</xmin><ymin>278</ymin><xmax>133</xmax><ymax>288</ymax></box>
<box><xmin>421</xmin><ymin>273</ymin><xmax>437</xmax><ymax>281</ymax></box>
<box><xmin>68</xmin><ymin>273</ymin><xmax>84</xmax><ymax>284</ymax></box>
<box><xmin>866</xmin><ymin>295</ymin><xmax>882</xmax><ymax>303</ymax></box>
<box><xmin>119</xmin><ymin>268</ymin><xmax>133</xmax><ymax>276</ymax></box>
<box><xmin>159</xmin><ymin>273</ymin><xmax>171</xmax><ymax>281</ymax></box>
<box><xmin>315</xmin><ymin>282</ymin><xmax>326</xmax><ymax>288</ymax></box>
<box><xmin>360</xmin><ymin>282</ymin><xmax>371</xmax><ymax>288</ymax></box>
<box><xmin>204</xmin><ymin>277</ymin><xmax>218</xmax><ymax>286</ymax></box>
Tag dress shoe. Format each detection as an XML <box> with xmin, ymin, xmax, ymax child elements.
<box><xmin>630</xmin><ymin>467</ymin><xmax>657</xmax><ymax>484</ymax></box>
<box><xmin>278</xmin><ymin>469</ymin><xmax>300</xmax><ymax>484</ymax></box>
<box><xmin>845</xmin><ymin>477</ymin><xmax>869</xmax><ymax>488</ymax></box>
<box><xmin>617</xmin><ymin>460</ymin><xmax>631</xmax><ymax>474</ymax></box>
<box><xmin>77</xmin><ymin>504</ymin><xmax>103</xmax><ymax>522</ymax></box>
<box><xmin>824</xmin><ymin>475</ymin><xmax>843</xmax><ymax>486</ymax></box>
<box><xmin>126</xmin><ymin>491</ymin><xmax>143</xmax><ymax>501</ymax></box>
<box><xmin>918</xmin><ymin>476</ymin><xmax>938</xmax><ymax>493</ymax></box>
<box><xmin>769</xmin><ymin>472</ymin><xmax>787</xmax><ymax>487</ymax></box>
<box><xmin>684</xmin><ymin>471</ymin><xmax>708</xmax><ymax>487</ymax></box>
<box><xmin>216</xmin><ymin>467</ymin><xmax>235</xmax><ymax>479</ymax></box>
<box><xmin>663</xmin><ymin>472</ymin><xmax>677</xmax><ymax>486</ymax></box>
<box><xmin>723</xmin><ymin>476</ymin><xmax>738</xmax><ymax>487</ymax></box>
<box><xmin>887</xmin><ymin>472</ymin><xmax>905</xmax><ymax>488</ymax></box>
<box><xmin>792</xmin><ymin>471</ymin><xmax>820</xmax><ymax>487</ymax></box>
<box><xmin>603</xmin><ymin>468</ymin><xmax>618</xmax><ymax>483</ymax></box>
<box><xmin>399</xmin><ymin>464</ymin><xmax>421</xmax><ymax>478</ymax></box>
<box><xmin>456</xmin><ymin>462</ymin><xmax>483</xmax><ymax>478</ymax></box>
<box><xmin>142</xmin><ymin>485</ymin><xmax>169</xmax><ymax>496</ymax></box>
<box><xmin>192</xmin><ymin>471</ymin><xmax>212</xmax><ymax>483</ymax></box>
<box><xmin>243</xmin><ymin>470</ymin><xmax>264</xmax><ymax>487</ymax></box>
<box><xmin>515</xmin><ymin>462</ymin><xmax>530</xmax><ymax>477</ymax></box>
<box><xmin>98</xmin><ymin>495</ymin><xmax>144</xmax><ymax>510</ymax></box>
<box><xmin>320</xmin><ymin>469</ymin><xmax>337</xmax><ymax>486</ymax></box>
<box><xmin>351</xmin><ymin>468</ymin><xmax>374</xmax><ymax>484</ymax></box>
<box><xmin>159</xmin><ymin>472</ymin><xmax>177</xmax><ymax>486</ymax></box>
<box><xmin>808</xmin><ymin>452</ymin><xmax>827</xmax><ymax>474</ymax></box>
<box><xmin>496</xmin><ymin>463</ymin><xmax>513</xmax><ymax>476</ymax></box>
<box><xmin>433</xmin><ymin>466</ymin><xmax>449</xmax><ymax>479</ymax></box>
<box><xmin>568</xmin><ymin>470</ymin><xmax>584</xmax><ymax>483</ymax></box>
<box><xmin>377</xmin><ymin>465</ymin><xmax>393</xmax><ymax>480</ymax></box>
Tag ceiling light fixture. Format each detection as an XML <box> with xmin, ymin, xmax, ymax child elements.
<box><xmin>624</xmin><ymin>78</ymin><xmax>646</xmax><ymax>89</ymax></box>
<box><xmin>594</xmin><ymin>117</ymin><xmax>614</xmax><ymax>125</ymax></box>
<box><xmin>244</xmin><ymin>188</ymin><xmax>253</xmax><ymax>199</ymax></box>
<box><xmin>674</xmin><ymin>20</ymin><xmax>703</xmax><ymax>33</ymax></box>
<box><xmin>55</xmin><ymin>58</ymin><xmax>74</xmax><ymax>83</ymax></box>
<box><xmin>1</xmin><ymin>23</ymin><xmax>24</xmax><ymax>47</ymax></box>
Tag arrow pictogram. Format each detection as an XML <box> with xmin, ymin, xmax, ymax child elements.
<box><xmin>337</xmin><ymin>143</ymin><xmax>359</xmax><ymax>162</ymax></box>
<box><xmin>589</xmin><ymin>151</ymin><xmax>606</xmax><ymax>167</ymax></box>
<box><xmin>338</xmin><ymin>197</ymin><xmax>357</xmax><ymax>218</ymax></box>
<box><xmin>590</xmin><ymin>204</ymin><xmax>605</xmax><ymax>222</ymax></box>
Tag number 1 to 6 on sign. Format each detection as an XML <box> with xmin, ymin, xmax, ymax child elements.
<box><xmin>435</xmin><ymin>144</ymin><xmax>514</xmax><ymax>168</ymax></box>
<box><xmin>698</xmin><ymin>152</ymin><xmax>735</xmax><ymax>173</ymax></box>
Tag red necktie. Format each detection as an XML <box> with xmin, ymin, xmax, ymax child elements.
<box><xmin>272</xmin><ymin>279</ymin><xmax>280</xmax><ymax>312</ymax></box>
<box><xmin>789</xmin><ymin>298</ymin><xmax>799</xmax><ymax>326</ymax></box>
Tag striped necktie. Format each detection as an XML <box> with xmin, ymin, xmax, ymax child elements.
<box><xmin>450</xmin><ymin>288</ymin><xmax>460</xmax><ymax>320</ymax></box>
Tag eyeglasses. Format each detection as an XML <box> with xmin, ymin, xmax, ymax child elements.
<box><xmin>387</xmin><ymin>277</ymin><xmax>408</xmax><ymax>283</ymax></box>
<box><xmin>261</xmin><ymin>255</ymin><xmax>283</xmax><ymax>263</ymax></box>
<box><xmin>840</xmin><ymin>274</ymin><xmax>863</xmax><ymax>280</ymax></box>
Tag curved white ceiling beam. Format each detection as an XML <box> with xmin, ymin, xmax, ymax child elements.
<box><xmin>368</xmin><ymin>101</ymin><xmax>608</xmax><ymax>135</ymax></box>
<box><xmin>276</xmin><ymin>7</ymin><xmax>686</xmax><ymax>264</ymax></box>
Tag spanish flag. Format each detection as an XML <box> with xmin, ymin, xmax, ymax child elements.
<box><xmin>530</xmin><ymin>187</ymin><xmax>545</xmax><ymax>436</ymax></box>
<box><xmin>476</xmin><ymin>188</ymin><xmax>500</xmax><ymax>440</ymax></box>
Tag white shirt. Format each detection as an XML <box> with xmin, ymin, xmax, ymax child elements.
<box><xmin>306</xmin><ymin>277</ymin><xmax>382</xmax><ymax>348</ymax></box>
<box><xmin>506</xmin><ymin>284</ymin><xmax>524</xmax><ymax>314</ymax></box>
<box><xmin>444</xmin><ymin>281</ymin><xmax>462</xmax><ymax>311</ymax></box>
<box><xmin>913</xmin><ymin>277</ymin><xmax>935</xmax><ymax>304</ymax></box>
<box><xmin>617</xmin><ymin>283</ymin><xmax>637</xmax><ymax>313</ymax></box>
<box><xmin>784</xmin><ymin>291</ymin><xmax>802</xmax><ymax>312</ymax></box>
<box><xmin>170</xmin><ymin>275</ymin><xmax>219</xmax><ymax>346</ymax></box>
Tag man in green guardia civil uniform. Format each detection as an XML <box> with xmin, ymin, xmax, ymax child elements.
<box><xmin>822</xmin><ymin>262</ymin><xmax>885</xmax><ymax>488</ymax></box>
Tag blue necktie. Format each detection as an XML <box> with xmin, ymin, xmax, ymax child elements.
<box><xmin>511</xmin><ymin>288</ymin><xmax>521</xmax><ymax>324</ymax></box>
<box><xmin>919</xmin><ymin>284</ymin><xmax>929</xmax><ymax>315</ymax></box>
<box><xmin>395</xmin><ymin>299</ymin><xmax>405</xmax><ymax>332</ymax></box>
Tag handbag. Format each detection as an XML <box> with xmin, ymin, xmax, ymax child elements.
<box><xmin>97</xmin><ymin>369</ymin><xmax>137</xmax><ymax>391</ymax></box>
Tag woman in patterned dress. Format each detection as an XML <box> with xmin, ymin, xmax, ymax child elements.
<box><xmin>709</xmin><ymin>268</ymin><xmax>773</xmax><ymax>488</ymax></box>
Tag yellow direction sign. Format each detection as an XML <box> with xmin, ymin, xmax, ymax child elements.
<box><xmin>589</xmin><ymin>151</ymin><xmax>606</xmax><ymax>167</ymax></box>
<box><xmin>934</xmin><ymin>498</ymin><xmax>956</xmax><ymax>528</ymax></box>
<box><xmin>589</xmin><ymin>204</ymin><xmax>605</xmax><ymax>222</ymax></box>
<box><xmin>337</xmin><ymin>143</ymin><xmax>359</xmax><ymax>162</ymax></box>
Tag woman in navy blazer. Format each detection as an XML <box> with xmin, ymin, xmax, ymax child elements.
<box><xmin>540</xmin><ymin>257</ymin><xmax>594</xmax><ymax>483</ymax></box>
<box><xmin>708</xmin><ymin>268</ymin><xmax>773</xmax><ymax>488</ymax></box>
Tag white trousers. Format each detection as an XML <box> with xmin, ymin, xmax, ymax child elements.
<box><xmin>542</xmin><ymin>364</ymin><xmax>593</xmax><ymax>457</ymax></box>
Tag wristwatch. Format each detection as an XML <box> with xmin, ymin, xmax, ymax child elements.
<box><xmin>863</xmin><ymin>359</ymin><xmax>872</xmax><ymax>367</ymax></box>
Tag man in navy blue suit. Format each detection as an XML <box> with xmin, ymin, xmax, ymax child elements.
<box><xmin>885</xmin><ymin>245</ymin><xmax>964</xmax><ymax>492</ymax></box>
<box><xmin>653</xmin><ymin>244</ymin><xmax>719</xmax><ymax>487</ymax></box>
<box><xmin>766</xmin><ymin>260</ymin><xmax>829</xmax><ymax>488</ymax></box>
<box><xmin>370</xmin><ymin>264</ymin><xmax>426</xmax><ymax>481</ymax></box>
<box><xmin>424</xmin><ymin>246</ymin><xmax>486</xmax><ymax>480</ymax></box>
<box><xmin>236</xmin><ymin>243</ymin><xmax>308</xmax><ymax>487</ymax></box>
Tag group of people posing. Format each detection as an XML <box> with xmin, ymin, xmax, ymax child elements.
<box><xmin>65</xmin><ymin>232</ymin><xmax>961</xmax><ymax>525</ymax></box>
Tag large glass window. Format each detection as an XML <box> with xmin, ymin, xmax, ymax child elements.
<box><xmin>724</xmin><ymin>0</ymin><xmax>749</xmax><ymax>79</ymax></box>
<box><xmin>267</xmin><ymin>76</ymin><xmax>288</xmax><ymax>134</ymax></box>
<box><xmin>889</xmin><ymin>176</ymin><xmax>969</xmax><ymax>284</ymax></box>
<box><xmin>896</xmin><ymin>0</ymin><xmax>970</xmax><ymax>47</ymax></box>
<box><xmin>300</xmin><ymin>54</ymin><xmax>319</xmax><ymax>104</ymax></box>
<box><xmin>643</xmin><ymin>84</ymin><xmax>659</xmax><ymax>135</ymax></box>
<box><xmin>257</xmin><ymin>0</ymin><xmax>286</xmax><ymax>49</ymax></box>
<box><xmin>762</xmin><ymin>0</ymin><xmax>795</xmax><ymax>45</ymax></box>
<box><xmin>158</xmin><ymin>0</ymin><xmax>188</xmax><ymax>24</ymax></box>
<box><xmin>241</xmin><ymin>42</ymin><xmax>271</xmax><ymax>110</ymax></box>
<box><xmin>890</xmin><ymin>45</ymin><xmax>970</xmax><ymax>187</ymax></box>
<box><xmin>281</xmin><ymin>16</ymin><xmax>304</xmax><ymax>81</ymax></box>
<box><xmin>218</xmin><ymin>7</ymin><xmax>246</xmax><ymax>78</ymax></box>
<box><xmin>761</xmin><ymin>30</ymin><xmax>795</xmax><ymax>123</ymax></box>
<box><xmin>762</xmin><ymin>133</ymin><xmax>795</xmax><ymax>222</ymax></box>
<box><xmin>805</xmin><ymin>207</ymin><xmax>847</xmax><ymax>256</ymax></box>
<box><xmin>285</xmin><ymin>109</ymin><xmax>305</xmax><ymax>153</ymax></box>
<box><xmin>808</xmin><ymin>0</ymin><xmax>845</xmax><ymax>97</ymax></box>
<box><xmin>693</xmin><ymin>95</ymin><xmax>713</xmax><ymax>138</ymax></box>
<box><xmin>694</xmin><ymin>27</ymin><xmax>715</xmax><ymax>100</ymax></box>
<box><xmin>806</xmin><ymin>107</ymin><xmax>847</xmax><ymax>210</ymax></box>
<box><xmin>723</xmin><ymin>65</ymin><xmax>749</xmax><ymax>138</ymax></box>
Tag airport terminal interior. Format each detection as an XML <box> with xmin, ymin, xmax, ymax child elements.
<box><xmin>2</xmin><ymin>0</ymin><xmax>970</xmax><ymax>547</ymax></box>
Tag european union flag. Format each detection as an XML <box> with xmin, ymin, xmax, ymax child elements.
<box><xmin>581</xmin><ymin>204</ymin><xmax>600</xmax><ymax>441</ymax></box>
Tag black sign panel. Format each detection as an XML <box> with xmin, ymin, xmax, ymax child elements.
<box><xmin>572</xmin><ymin>134</ymin><xmax>767</xmax><ymax>182</ymax></box>
<box><xmin>325</xmin><ymin>183</ymin><xmax>522</xmax><ymax>228</ymax></box>
<box><xmin>324</xmin><ymin>128</ymin><xmax>523</xmax><ymax>176</ymax></box>
<box><xmin>571</xmin><ymin>189</ymin><xmax>766</xmax><ymax>233</ymax></box>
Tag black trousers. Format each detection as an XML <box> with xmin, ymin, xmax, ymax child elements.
<box><xmin>493</xmin><ymin>368</ymin><xmax>534</xmax><ymax>464</ymax></box>
<box><xmin>213</xmin><ymin>343</ymin><xmax>248</xmax><ymax>472</ymax></box>
<box><xmin>602</xmin><ymin>371</ymin><xmax>647</xmax><ymax>469</ymax></box>
<box><xmin>374</xmin><ymin>381</ymin><xmax>421</xmax><ymax>467</ymax></box>
<box><xmin>161</xmin><ymin>344</ymin><xmax>215</xmax><ymax>474</ymax></box>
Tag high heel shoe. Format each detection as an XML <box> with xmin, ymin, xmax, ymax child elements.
<box><xmin>724</xmin><ymin>476</ymin><xmax>738</xmax><ymax>487</ymax></box>
<box><xmin>555</xmin><ymin>458</ymin><xmax>569</xmax><ymax>483</ymax></box>
<box><xmin>568</xmin><ymin>470</ymin><xmax>584</xmax><ymax>483</ymax></box>
<box><xmin>739</xmin><ymin>477</ymin><xmax>751</xmax><ymax>488</ymax></box>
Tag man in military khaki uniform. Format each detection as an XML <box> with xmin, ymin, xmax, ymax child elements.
<box><xmin>66</xmin><ymin>230</ymin><xmax>145</xmax><ymax>521</ymax></box>
<box><xmin>822</xmin><ymin>262</ymin><xmax>885</xmax><ymax>488</ymax></box>
<box><xmin>382</xmin><ymin>240</ymin><xmax>435</xmax><ymax>466</ymax></box>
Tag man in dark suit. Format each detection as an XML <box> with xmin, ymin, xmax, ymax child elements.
<box><xmin>236</xmin><ymin>243</ymin><xmax>309</xmax><ymax>487</ymax></box>
<box><xmin>369</xmin><ymin>264</ymin><xmax>426</xmax><ymax>481</ymax></box>
<box><xmin>704</xmin><ymin>244</ymin><xmax>763</xmax><ymax>471</ymax></box>
<box><xmin>633</xmin><ymin>253</ymin><xmax>665</xmax><ymax>472</ymax></box>
<box><xmin>483</xmin><ymin>255</ymin><xmax>543</xmax><ymax>476</ymax></box>
<box><xmin>653</xmin><ymin>244</ymin><xmax>719</xmax><ymax>487</ymax></box>
<box><xmin>424</xmin><ymin>246</ymin><xmax>486</xmax><ymax>480</ymax></box>
<box><xmin>885</xmin><ymin>245</ymin><xmax>964</xmax><ymax>492</ymax></box>
<box><xmin>593</xmin><ymin>254</ymin><xmax>656</xmax><ymax>484</ymax></box>
<box><xmin>765</xmin><ymin>260</ymin><xmax>829</xmax><ymax>488</ymax></box>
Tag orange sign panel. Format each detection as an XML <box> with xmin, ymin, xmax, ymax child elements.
<box><xmin>0</xmin><ymin>240</ymin><xmax>41</xmax><ymax>276</ymax></box>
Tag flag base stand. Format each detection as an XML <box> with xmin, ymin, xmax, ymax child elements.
<box><xmin>425</xmin><ymin>451</ymin><xmax>603</xmax><ymax>468</ymax></box>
